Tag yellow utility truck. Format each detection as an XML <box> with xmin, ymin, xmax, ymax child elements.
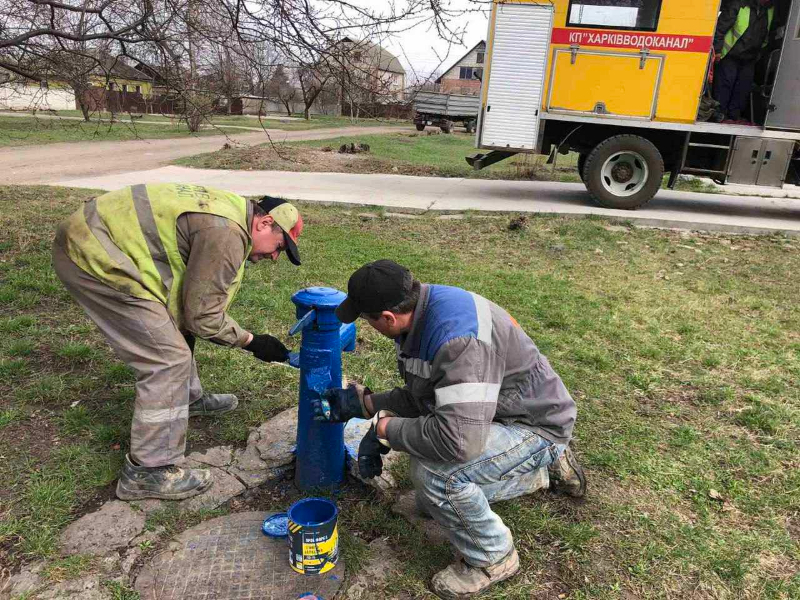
<box><xmin>467</xmin><ymin>0</ymin><xmax>800</xmax><ymax>208</ymax></box>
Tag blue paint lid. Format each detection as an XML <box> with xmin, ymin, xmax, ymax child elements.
<box><xmin>261</xmin><ymin>513</ymin><xmax>289</xmax><ymax>537</ymax></box>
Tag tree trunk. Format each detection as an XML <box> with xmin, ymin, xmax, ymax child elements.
<box><xmin>282</xmin><ymin>100</ymin><xmax>291</xmax><ymax>116</ymax></box>
<box><xmin>304</xmin><ymin>105</ymin><xmax>310</xmax><ymax>120</ymax></box>
<box><xmin>78</xmin><ymin>97</ymin><xmax>91</xmax><ymax>121</ymax></box>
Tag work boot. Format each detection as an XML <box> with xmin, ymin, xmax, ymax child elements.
<box><xmin>188</xmin><ymin>393</ymin><xmax>239</xmax><ymax>417</ymax></box>
<box><xmin>548</xmin><ymin>447</ymin><xmax>587</xmax><ymax>498</ymax></box>
<box><xmin>116</xmin><ymin>454</ymin><xmax>213</xmax><ymax>501</ymax></box>
<box><xmin>431</xmin><ymin>548</ymin><xmax>520</xmax><ymax>600</ymax></box>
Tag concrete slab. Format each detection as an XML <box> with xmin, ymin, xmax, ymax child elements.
<box><xmin>55</xmin><ymin>166</ymin><xmax>800</xmax><ymax>236</ymax></box>
<box><xmin>134</xmin><ymin>512</ymin><xmax>345</xmax><ymax>600</ymax></box>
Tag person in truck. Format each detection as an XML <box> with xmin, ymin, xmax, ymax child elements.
<box><xmin>713</xmin><ymin>0</ymin><xmax>775</xmax><ymax>124</ymax></box>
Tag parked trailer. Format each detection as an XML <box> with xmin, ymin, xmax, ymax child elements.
<box><xmin>468</xmin><ymin>0</ymin><xmax>800</xmax><ymax>209</ymax></box>
<box><xmin>413</xmin><ymin>91</ymin><xmax>480</xmax><ymax>133</ymax></box>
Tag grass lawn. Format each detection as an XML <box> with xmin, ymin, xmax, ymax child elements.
<box><xmin>0</xmin><ymin>115</ymin><xmax>225</xmax><ymax>147</ymax></box>
<box><xmin>174</xmin><ymin>131</ymin><xmax>720</xmax><ymax>193</ymax></box>
<box><xmin>1</xmin><ymin>186</ymin><xmax>798</xmax><ymax>598</ymax></box>
<box><xmin>0</xmin><ymin>111</ymin><xmax>409</xmax><ymax>147</ymax></box>
<box><xmin>48</xmin><ymin>109</ymin><xmax>407</xmax><ymax>131</ymax></box>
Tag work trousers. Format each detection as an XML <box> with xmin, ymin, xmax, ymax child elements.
<box><xmin>713</xmin><ymin>56</ymin><xmax>756</xmax><ymax>121</ymax></box>
<box><xmin>410</xmin><ymin>422</ymin><xmax>563</xmax><ymax>568</ymax></box>
<box><xmin>52</xmin><ymin>242</ymin><xmax>203</xmax><ymax>467</ymax></box>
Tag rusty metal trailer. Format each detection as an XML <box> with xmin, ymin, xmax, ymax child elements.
<box><xmin>413</xmin><ymin>91</ymin><xmax>480</xmax><ymax>133</ymax></box>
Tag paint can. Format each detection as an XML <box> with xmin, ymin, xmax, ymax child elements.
<box><xmin>287</xmin><ymin>498</ymin><xmax>339</xmax><ymax>575</ymax></box>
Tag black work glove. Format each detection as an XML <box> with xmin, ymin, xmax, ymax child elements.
<box><xmin>312</xmin><ymin>384</ymin><xmax>372</xmax><ymax>423</ymax></box>
<box><xmin>357</xmin><ymin>425</ymin><xmax>390</xmax><ymax>479</ymax></box>
<box><xmin>245</xmin><ymin>334</ymin><xmax>289</xmax><ymax>363</ymax></box>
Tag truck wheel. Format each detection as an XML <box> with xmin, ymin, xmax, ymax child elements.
<box><xmin>415</xmin><ymin>123</ymin><xmax>425</xmax><ymax>131</ymax></box>
<box><xmin>440</xmin><ymin>121</ymin><xmax>452</xmax><ymax>134</ymax></box>
<box><xmin>465</xmin><ymin>120</ymin><xmax>475</xmax><ymax>134</ymax></box>
<box><xmin>577</xmin><ymin>153</ymin><xmax>587</xmax><ymax>182</ymax></box>
<box><xmin>583</xmin><ymin>135</ymin><xmax>664</xmax><ymax>209</ymax></box>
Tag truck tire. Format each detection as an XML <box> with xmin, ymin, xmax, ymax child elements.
<box><xmin>583</xmin><ymin>135</ymin><xmax>664</xmax><ymax>210</ymax></box>
<box><xmin>415</xmin><ymin>123</ymin><xmax>425</xmax><ymax>131</ymax></box>
<box><xmin>577</xmin><ymin>153</ymin><xmax>587</xmax><ymax>182</ymax></box>
<box><xmin>440</xmin><ymin>121</ymin><xmax>452</xmax><ymax>134</ymax></box>
<box><xmin>465</xmin><ymin>120</ymin><xmax>475</xmax><ymax>134</ymax></box>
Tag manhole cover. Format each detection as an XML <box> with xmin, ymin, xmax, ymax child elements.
<box><xmin>135</xmin><ymin>512</ymin><xmax>345</xmax><ymax>600</ymax></box>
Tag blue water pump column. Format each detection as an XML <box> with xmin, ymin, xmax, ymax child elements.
<box><xmin>290</xmin><ymin>287</ymin><xmax>357</xmax><ymax>491</ymax></box>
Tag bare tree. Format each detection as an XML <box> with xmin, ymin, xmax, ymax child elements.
<box><xmin>265</xmin><ymin>65</ymin><xmax>295</xmax><ymax>116</ymax></box>
<box><xmin>296</xmin><ymin>65</ymin><xmax>333</xmax><ymax>120</ymax></box>
<box><xmin>1</xmin><ymin>0</ymin><xmax>481</xmax><ymax>131</ymax></box>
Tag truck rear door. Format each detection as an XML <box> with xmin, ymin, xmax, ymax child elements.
<box><xmin>766</xmin><ymin>0</ymin><xmax>800</xmax><ymax>131</ymax></box>
<box><xmin>479</xmin><ymin>2</ymin><xmax>554</xmax><ymax>151</ymax></box>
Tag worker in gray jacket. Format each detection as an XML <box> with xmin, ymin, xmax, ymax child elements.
<box><xmin>313</xmin><ymin>260</ymin><xmax>586</xmax><ymax>600</ymax></box>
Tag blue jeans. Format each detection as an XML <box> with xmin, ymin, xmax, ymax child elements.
<box><xmin>410</xmin><ymin>423</ymin><xmax>564</xmax><ymax>567</ymax></box>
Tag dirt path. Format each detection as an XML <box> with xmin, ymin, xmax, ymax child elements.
<box><xmin>0</xmin><ymin>125</ymin><xmax>411</xmax><ymax>185</ymax></box>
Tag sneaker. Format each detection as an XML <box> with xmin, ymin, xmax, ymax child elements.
<box><xmin>548</xmin><ymin>447</ymin><xmax>587</xmax><ymax>498</ymax></box>
<box><xmin>188</xmin><ymin>393</ymin><xmax>239</xmax><ymax>417</ymax></box>
<box><xmin>116</xmin><ymin>454</ymin><xmax>213</xmax><ymax>501</ymax></box>
<box><xmin>431</xmin><ymin>547</ymin><xmax>520</xmax><ymax>600</ymax></box>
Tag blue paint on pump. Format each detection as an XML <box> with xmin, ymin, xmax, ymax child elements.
<box><xmin>290</xmin><ymin>287</ymin><xmax>357</xmax><ymax>491</ymax></box>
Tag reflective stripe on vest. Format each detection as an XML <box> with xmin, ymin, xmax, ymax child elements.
<box><xmin>61</xmin><ymin>183</ymin><xmax>252</xmax><ymax>328</ymax></box>
<box><xmin>721</xmin><ymin>5</ymin><xmax>774</xmax><ymax>58</ymax></box>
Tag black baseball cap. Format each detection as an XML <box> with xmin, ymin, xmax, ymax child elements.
<box><xmin>257</xmin><ymin>196</ymin><xmax>303</xmax><ymax>266</ymax></box>
<box><xmin>336</xmin><ymin>260</ymin><xmax>413</xmax><ymax>323</ymax></box>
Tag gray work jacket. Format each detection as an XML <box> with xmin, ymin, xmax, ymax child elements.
<box><xmin>371</xmin><ymin>284</ymin><xmax>577</xmax><ymax>463</ymax></box>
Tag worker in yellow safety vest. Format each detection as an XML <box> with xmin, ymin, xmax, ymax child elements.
<box><xmin>52</xmin><ymin>184</ymin><xmax>303</xmax><ymax>501</ymax></box>
<box><xmin>713</xmin><ymin>0</ymin><xmax>775</xmax><ymax>124</ymax></box>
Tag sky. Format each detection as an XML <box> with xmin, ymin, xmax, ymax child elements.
<box><xmin>372</xmin><ymin>0</ymin><xmax>491</xmax><ymax>79</ymax></box>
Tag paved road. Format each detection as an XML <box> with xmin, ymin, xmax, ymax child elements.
<box><xmin>0</xmin><ymin>125</ymin><xmax>411</xmax><ymax>185</ymax></box>
<box><xmin>56</xmin><ymin>166</ymin><xmax>800</xmax><ymax>236</ymax></box>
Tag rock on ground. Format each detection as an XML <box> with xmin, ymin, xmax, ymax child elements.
<box><xmin>253</xmin><ymin>407</ymin><xmax>297</xmax><ymax>468</ymax></box>
<box><xmin>2</xmin><ymin>560</ymin><xmax>45</xmax><ymax>599</ymax></box>
<box><xmin>33</xmin><ymin>574</ymin><xmax>108</xmax><ymax>600</ymax></box>
<box><xmin>344</xmin><ymin>418</ymin><xmax>403</xmax><ymax>492</ymax></box>
<box><xmin>60</xmin><ymin>501</ymin><xmax>146</xmax><ymax>556</ymax></box>
<box><xmin>186</xmin><ymin>445</ymin><xmax>233</xmax><ymax>468</ymax></box>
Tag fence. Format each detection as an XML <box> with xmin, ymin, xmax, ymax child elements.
<box><xmin>79</xmin><ymin>89</ymin><xmax>243</xmax><ymax>116</ymax></box>
<box><xmin>340</xmin><ymin>101</ymin><xmax>412</xmax><ymax>120</ymax></box>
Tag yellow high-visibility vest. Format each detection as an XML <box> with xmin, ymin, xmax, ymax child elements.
<box><xmin>721</xmin><ymin>5</ymin><xmax>774</xmax><ymax>59</ymax></box>
<box><xmin>59</xmin><ymin>183</ymin><xmax>252</xmax><ymax>329</ymax></box>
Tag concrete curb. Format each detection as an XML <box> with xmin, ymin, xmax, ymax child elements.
<box><xmin>54</xmin><ymin>166</ymin><xmax>800</xmax><ymax>237</ymax></box>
